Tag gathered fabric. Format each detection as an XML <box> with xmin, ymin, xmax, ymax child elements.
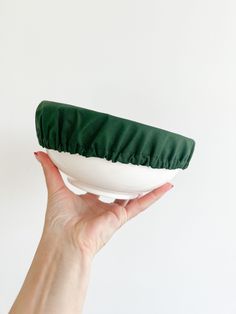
<box><xmin>35</xmin><ymin>100</ymin><xmax>195</xmax><ymax>170</ymax></box>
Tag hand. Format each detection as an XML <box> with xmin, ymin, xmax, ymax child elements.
<box><xmin>9</xmin><ymin>151</ymin><xmax>174</xmax><ymax>314</ymax></box>
<box><xmin>34</xmin><ymin>151</ymin><xmax>174</xmax><ymax>260</ymax></box>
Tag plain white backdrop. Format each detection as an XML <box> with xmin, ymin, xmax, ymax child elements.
<box><xmin>0</xmin><ymin>0</ymin><xmax>236</xmax><ymax>313</ymax></box>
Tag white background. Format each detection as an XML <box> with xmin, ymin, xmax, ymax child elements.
<box><xmin>1</xmin><ymin>1</ymin><xmax>236</xmax><ymax>313</ymax></box>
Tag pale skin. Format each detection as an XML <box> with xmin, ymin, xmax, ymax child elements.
<box><xmin>9</xmin><ymin>151</ymin><xmax>174</xmax><ymax>314</ymax></box>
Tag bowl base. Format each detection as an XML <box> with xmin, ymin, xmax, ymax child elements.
<box><xmin>67</xmin><ymin>177</ymin><xmax>146</xmax><ymax>200</ymax></box>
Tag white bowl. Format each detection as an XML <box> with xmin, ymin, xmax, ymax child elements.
<box><xmin>46</xmin><ymin>148</ymin><xmax>182</xmax><ymax>199</ymax></box>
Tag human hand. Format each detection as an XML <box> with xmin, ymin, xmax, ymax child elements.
<box><xmin>34</xmin><ymin>151</ymin><xmax>174</xmax><ymax>261</ymax></box>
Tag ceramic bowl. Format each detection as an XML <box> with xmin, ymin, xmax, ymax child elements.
<box><xmin>46</xmin><ymin>148</ymin><xmax>181</xmax><ymax>200</ymax></box>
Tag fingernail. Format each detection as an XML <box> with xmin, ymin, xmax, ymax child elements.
<box><xmin>167</xmin><ymin>183</ymin><xmax>174</xmax><ymax>190</ymax></box>
<box><xmin>34</xmin><ymin>151</ymin><xmax>39</xmax><ymax>161</ymax></box>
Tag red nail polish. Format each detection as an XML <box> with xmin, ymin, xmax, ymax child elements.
<box><xmin>167</xmin><ymin>183</ymin><xmax>174</xmax><ymax>190</ymax></box>
<box><xmin>34</xmin><ymin>152</ymin><xmax>39</xmax><ymax>160</ymax></box>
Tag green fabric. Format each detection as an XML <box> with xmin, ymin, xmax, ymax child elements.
<box><xmin>35</xmin><ymin>100</ymin><xmax>195</xmax><ymax>169</ymax></box>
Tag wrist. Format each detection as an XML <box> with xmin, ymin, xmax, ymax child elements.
<box><xmin>40</xmin><ymin>227</ymin><xmax>94</xmax><ymax>268</ymax></box>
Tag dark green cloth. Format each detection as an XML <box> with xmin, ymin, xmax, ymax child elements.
<box><xmin>35</xmin><ymin>100</ymin><xmax>195</xmax><ymax>169</ymax></box>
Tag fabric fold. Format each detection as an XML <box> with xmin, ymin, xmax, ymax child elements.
<box><xmin>35</xmin><ymin>100</ymin><xmax>196</xmax><ymax>170</ymax></box>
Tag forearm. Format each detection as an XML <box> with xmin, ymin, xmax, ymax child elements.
<box><xmin>9</xmin><ymin>231</ymin><xmax>92</xmax><ymax>314</ymax></box>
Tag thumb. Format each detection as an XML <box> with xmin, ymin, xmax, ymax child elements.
<box><xmin>34</xmin><ymin>151</ymin><xmax>66</xmax><ymax>197</ymax></box>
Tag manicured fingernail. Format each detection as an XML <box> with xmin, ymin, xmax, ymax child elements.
<box><xmin>167</xmin><ymin>183</ymin><xmax>174</xmax><ymax>190</ymax></box>
<box><xmin>34</xmin><ymin>151</ymin><xmax>39</xmax><ymax>161</ymax></box>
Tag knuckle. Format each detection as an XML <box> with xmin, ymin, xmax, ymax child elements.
<box><xmin>111</xmin><ymin>206</ymin><xmax>128</xmax><ymax>227</ymax></box>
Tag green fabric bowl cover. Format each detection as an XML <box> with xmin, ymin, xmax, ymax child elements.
<box><xmin>35</xmin><ymin>100</ymin><xmax>195</xmax><ymax>170</ymax></box>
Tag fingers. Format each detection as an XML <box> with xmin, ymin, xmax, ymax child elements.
<box><xmin>87</xmin><ymin>193</ymin><xmax>99</xmax><ymax>198</ymax></box>
<box><xmin>113</xmin><ymin>199</ymin><xmax>130</xmax><ymax>207</ymax></box>
<box><xmin>34</xmin><ymin>151</ymin><xmax>66</xmax><ymax>197</ymax></box>
<box><xmin>114</xmin><ymin>192</ymin><xmax>145</xmax><ymax>207</ymax></box>
<box><xmin>84</xmin><ymin>192</ymin><xmax>100</xmax><ymax>199</ymax></box>
<box><xmin>125</xmin><ymin>182</ymin><xmax>174</xmax><ymax>221</ymax></box>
